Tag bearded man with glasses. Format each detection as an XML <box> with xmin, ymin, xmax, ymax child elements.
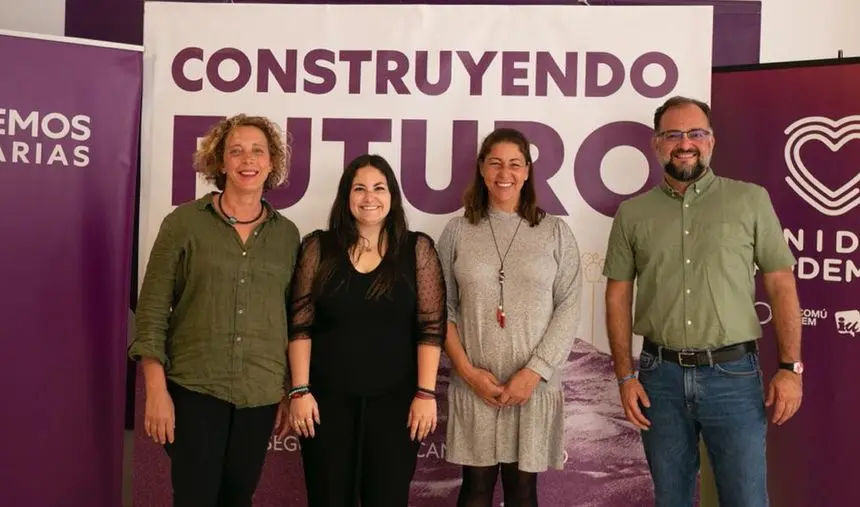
<box><xmin>601</xmin><ymin>96</ymin><xmax>804</xmax><ymax>507</ymax></box>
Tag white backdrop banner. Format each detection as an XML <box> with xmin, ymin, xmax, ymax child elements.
<box><xmin>137</xmin><ymin>3</ymin><xmax>712</xmax><ymax>505</ymax></box>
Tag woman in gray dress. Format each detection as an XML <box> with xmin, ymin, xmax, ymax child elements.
<box><xmin>438</xmin><ymin>127</ymin><xmax>583</xmax><ymax>507</ymax></box>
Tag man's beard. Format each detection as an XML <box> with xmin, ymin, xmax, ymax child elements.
<box><xmin>664</xmin><ymin>149</ymin><xmax>708</xmax><ymax>182</ymax></box>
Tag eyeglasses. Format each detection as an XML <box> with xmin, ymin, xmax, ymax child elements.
<box><xmin>655</xmin><ymin>129</ymin><xmax>712</xmax><ymax>142</ymax></box>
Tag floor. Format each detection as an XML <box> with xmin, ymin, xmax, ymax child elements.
<box><xmin>123</xmin><ymin>430</ymin><xmax>134</xmax><ymax>507</ymax></box>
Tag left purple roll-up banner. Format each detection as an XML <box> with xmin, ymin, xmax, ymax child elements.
<box><xmin>0</xmin><ymin>30</ymin><xmax>142</xmax><ymax>507</ymax></box>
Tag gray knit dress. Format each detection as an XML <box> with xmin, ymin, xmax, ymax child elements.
<box><xmin>438</xmin><ymin>208</ymin><xmax>583</xmax><ymax>473</ymax></box>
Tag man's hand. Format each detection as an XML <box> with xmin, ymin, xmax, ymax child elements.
<box><xmin>766</xmin><ymin>370</ymin><xmax>802</xmax><ymax>425</ymax></box>
<box><xmin>619</xmin><ymin>378</ymin><xmax>651</xmax><ymax>431</ymax></box>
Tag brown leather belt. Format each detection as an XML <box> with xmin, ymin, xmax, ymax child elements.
<box><xmin>642</xmin><ymin>338</ymin><xmax>758</xmax><ymax>368</ymax></box>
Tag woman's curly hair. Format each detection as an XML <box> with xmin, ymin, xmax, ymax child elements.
<box><xmin>192</xmin><ymin>114</ymin><xmax>291</xmax><ymax>191</ymax></box>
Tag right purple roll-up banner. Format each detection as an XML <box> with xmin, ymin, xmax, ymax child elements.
<box><xmin>711</xmin><ymin>58</ymin><xmax>860</xmax><ymax>507</ymax></box>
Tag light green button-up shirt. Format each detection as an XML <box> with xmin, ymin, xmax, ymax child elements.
<box><xmin>602</xmin><ymin>169</ymin><xmax>796</xmax><ymax>350</ymax></box>
<box><xmin>129</xmin><ymin>193</ymin><xmax>301</xmax><ymax>408</ymax></box>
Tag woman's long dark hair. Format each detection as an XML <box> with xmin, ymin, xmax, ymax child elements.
<box><xmin>463</xmin><ymin>127</ymin><xmax>545</xmax><ymax>226</ymax></box>
<box><xmin>314</xmin><ymin>154</ymin><xmax>409</xmax><ymax>300</ymax></box>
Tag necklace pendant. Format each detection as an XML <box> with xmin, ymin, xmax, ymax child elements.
<box><xmin>496</xmin><ymin>306</ymin><xmax>506</xmax><ymax>328</ymax></box>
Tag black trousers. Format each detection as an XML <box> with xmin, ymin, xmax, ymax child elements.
<box><xmin>165</xmin><ymin>381</ymin><xmax>278</xmax><ymax>507</ymax></box>
<box><xmin>300</xmin><ymin>389</ymin><xmax>420</xmax><ymax>507</ymax></box>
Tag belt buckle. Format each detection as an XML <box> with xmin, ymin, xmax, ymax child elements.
<box><xmin>677</xmin><ymin>350</ymin><xmax>698</xmax><ymax>368</ymax></box>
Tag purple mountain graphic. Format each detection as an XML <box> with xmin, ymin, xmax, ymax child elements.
<box><xmin>409</xmin><ymin>339</ymin><xmax>654</xmax><ymax>506</ymax></box>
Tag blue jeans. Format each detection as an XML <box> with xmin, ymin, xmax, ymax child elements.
<box><xmin>638</xmin><ymin>348</ymin><xmax>768</xmax><ymax>507</ymax></box>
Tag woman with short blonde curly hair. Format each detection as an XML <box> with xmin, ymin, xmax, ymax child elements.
<box><xmin>129</xmin><ymin>113</ymin><xmax>302</xmax><ymax>506</ymax></box>
<box><xmin>193</xmin><ymin>113</ymin><xmax>291</xmax><ymax>191</ymax></box>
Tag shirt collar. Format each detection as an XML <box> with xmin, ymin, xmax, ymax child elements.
<box><xmin>660</xmin><ymin>167</ymin><xmax>717</xmax><ymax>199</ymax></box>
<box><xmin>196</xmin><ymin>192</ymin><xmax>215</xmax><ymax>210</ymax></box>
<box><xmin>196</xmin><ymin>191</ymin><xmax>280</xmax><ymax>221</ymax></box>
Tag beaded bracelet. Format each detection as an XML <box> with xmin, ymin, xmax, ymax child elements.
<box><xmin>415</xmin><ymin>387</ymin><xmax>436</xmax><ymax>400</ymax></box>
<box><xmin>288</xmin><ymin>384</ymin><xmax>310</xmax><ymax>398</ymax></box>
<box><xmin>617</xmin><ymin>373</ymin><xmax>637</xmax><ymax>386</ymax></box>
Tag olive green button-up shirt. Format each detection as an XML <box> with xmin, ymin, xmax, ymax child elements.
<box><xmin>129</xmin><ymin>193</ymin><xmax>301</xmax><ymax>408</ymax></box>
<box><xmin>602</xmin><ymin>170</ymin><xmax>796</xmax><ymax>350</ymax></box>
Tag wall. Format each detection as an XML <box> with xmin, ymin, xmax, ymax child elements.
<box><xmin>0</xmin><ymin>0</ymin><xmax>64</xmax><ymax>35</ymax></box>
<box><xmin>758</xmin><ymin>0</ymin><xmax>860</xmax><ymax>62</ymax></box>
<box><xmin>1</xmin><ymin>0</ymin><xmax>859</xmax><ymax>63</ymax></box>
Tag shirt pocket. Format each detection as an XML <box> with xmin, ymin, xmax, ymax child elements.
<box><xmin>717</xmin><ymin>222</ymin><xmax>751</xmax><ymax>249</ymax></box>
<box><xmin>254</xmin><ymin>257</ymin><xmax>291</xmax><ymax>286</ymax></box>
<box><xmin>702</xmin><ymin>222</ymin><xmax>754</xmax><ymax>270</ymax></box>
<box><xmin>247</xmin><ymin>258</ymin><xmax>291</xmax><ymax>329</ymax></box>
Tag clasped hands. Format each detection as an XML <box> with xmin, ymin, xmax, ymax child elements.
<box><xmin>465</xmin><ymin>366</ymin><xmax>541</xmax><ymax>408</ymax></box>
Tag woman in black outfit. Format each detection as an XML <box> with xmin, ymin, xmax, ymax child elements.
<box><xmin>287</xmin><ymin>154</ymin><xmax>446</xmax><ymax>506</ymax></box>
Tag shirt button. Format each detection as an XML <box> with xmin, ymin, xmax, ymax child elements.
<box><xmin>236</xmin><ymin>336</ymin><xmax>242</xmax><ymax>342</ymax></box>
<box><xmin>695</xmin><ymin>188</ymin><xmax>700</xmax><ymax>194</ymax></box>
<box><xmin>687</xmin><ymin>320</ymin><xmax>692</xmax><ymax>326</ymax></box>
<box><xmin>239</xmin><ymin>278</ymin><xmax>245</xmax><ymax>284</ymax></box>
<box><xmin>254</xmin><ymin>231</ymin><xmax>259</xmax><ymax>236</ymax></box>
<box><xmin>238</xmin><ymin>309</ymin><xmax>244</xmax><ymax>315</ymax></box>
<box><xmin>684</xmin><ymin>230</ymin><xmax>689</xmax><ymax>235</ymax></box>
<box><xmin>242</xmin><ymin>251</ymin><xmax>247</xmax><ymax>256</ymax></box>
<box><xmin>686</xmin><ymin>259</ymin><xmax>691</xmax><ymax>264</ymax></box>
<box><xmin>684</xmin><ymin>204</ymin><xmax>689</xmax><ymax>208</ymax></box>
<box><xmin>686</xmin><ymin>289</ymin><xmax>691</xmax><ymax>294</ymax></box>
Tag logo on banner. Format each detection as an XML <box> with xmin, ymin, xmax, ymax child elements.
<box><xmin>755</xmin><ymin>301</ymin><xmax>773</xmax><ymax>325</ymax></box>
<box><xmin>755</xmin><ymin>301</ymin><xmax>829</xmax><ymax>327</ymax></box>
<box><xmin>835</xmin><ymin>310</ymin><xmax>860</xmax><ymax>337</ymax></box>
<box><xmin>783</xmin><ymin>115</ymin><xmax>860</xmax><ymax>217</ymax></box>
<box><xmin>0</xmin><ymin>108</ymin><xmax>91</xmax><ymax>167</ymax></box>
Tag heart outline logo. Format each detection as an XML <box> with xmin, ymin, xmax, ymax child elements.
<box><xmin>783</xmin><ymin>115</ymin><xmax>860</xmax><ymax>216</ymax></box>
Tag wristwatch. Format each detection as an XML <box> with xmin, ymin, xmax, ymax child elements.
<box><xmin>778</xmin><ymin>361</ymin><xmax>804</xmax><ymax>375</ymax></box>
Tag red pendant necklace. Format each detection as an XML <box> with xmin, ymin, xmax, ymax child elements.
<box><xmin>487</xmin><ymin>214</ymin><xmax>523</xmax><ymax>329</ymax></box>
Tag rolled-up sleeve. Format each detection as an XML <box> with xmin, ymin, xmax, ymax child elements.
<box><xmin>129</xmin><ymin>213</ymin><xmax>183</xmax><ymax>367</ymax></box>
